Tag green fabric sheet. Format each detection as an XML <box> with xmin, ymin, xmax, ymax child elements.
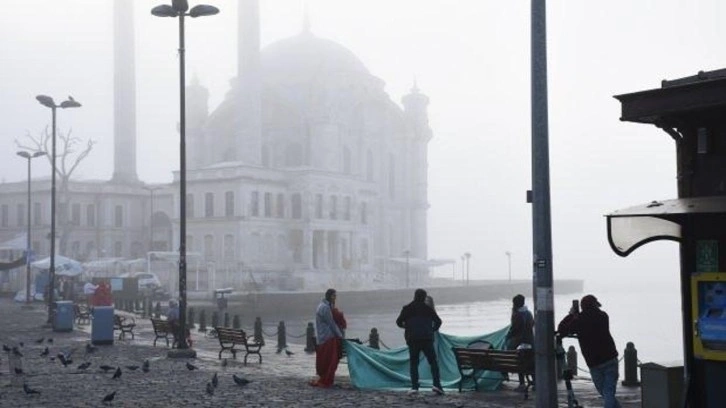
<box><xmin>344</xmin><ymin>326</ymin><xmax>510</xmax><ymax>391</ymax></box>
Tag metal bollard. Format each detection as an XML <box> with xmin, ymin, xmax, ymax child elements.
<box><xmin>199</xmin><ymin>309</ymin><xmax>207</xmax><ymax>332</ymax></box>
<box><xmin>254</xmin><ymin>317</ymin><xmax>264</xmax><ymax>345</ymax></box>
<box><xmin>277</xmin><ymin>321</ymin><xmax>287</xmax><ymax>351</ymax></box>
<box><xmin>305</xmin><ymin>322</ymin><xmax>316</xmax><ymax>353</ymax></box>
<box><xmin>224</xmin><ymin>312</ymin><xmax>230</xmax><ymax>328</ymax></box>
<box><xmin>211</xmin><ymin>311</ymin><xmax>219</xmax><ymax>328</ymax></box>
<box><xmin>556</xmin><ymin>340</ymin><xmax>566</xmax><ymax>380</ymax></box>
<box><xmin>233</xmin><ymin>314</ymin><xmax>240</xmax><ymax>329</ymax></box>
<box><xmin>154</xmin><ymin>301</ymin><xmax>161</xmax><ymax>318</ymax></box>
<box><xmin>621</xmin><ymin>342</ymin><xmax>640</xmax><ymax>386</ymax></box>
<box><xmin>188</xmin><ymin>307</ymin><xmax>195</xmax><ymax>328</ymax></box>
<box><xmin>368</xmin><ymin>328</ymin><xmax>380</xmax><ymax>349</ymax></box>
<box><xmin>566</xmin><ymin>346</ymin><xmax>578</xmax><ymax>375</ymax></box>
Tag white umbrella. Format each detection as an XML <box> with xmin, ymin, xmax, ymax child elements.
<box><xmin>31</xmin><ymin>255</ymin><xmax>84</xmax><ymax>277</ymax></box>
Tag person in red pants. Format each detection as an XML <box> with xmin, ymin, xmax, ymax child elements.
<box><xmin>310</xmin><ymin>289</ymin><xmax>344</xmax><ymax>388</ymax></box>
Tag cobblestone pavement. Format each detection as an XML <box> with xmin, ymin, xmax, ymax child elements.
<box><xmin>0</xmin><ymin>299</ymin><xmax>642</xmax><ymax>407</ymax></box>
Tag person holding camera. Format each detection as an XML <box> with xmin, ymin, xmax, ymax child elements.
<box><xmin>557</xmin><ymin>294</ymin><xmax>621</xmax><ymax>408</ymax></box>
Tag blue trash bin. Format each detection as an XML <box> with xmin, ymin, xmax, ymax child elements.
<box><xmin>53</xmin><ymin>301</ymin><xmax>74</xmax><ymax>332</ymax></box>
<box><xmin>92</xmin><ymin>306</ymin><xmax>115</xmax><ymax>345</ymax></box>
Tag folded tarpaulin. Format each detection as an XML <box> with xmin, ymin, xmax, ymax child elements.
<box><xmin>344</xmin><ymin>326</ymin><xmax>509</xmax><ymax>391</ymax></box>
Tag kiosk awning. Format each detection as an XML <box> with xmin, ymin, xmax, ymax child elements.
<box><xmin>606</xmin><ymin>196</ymin><xmax>726</xmax><ymax>257</ymax></box>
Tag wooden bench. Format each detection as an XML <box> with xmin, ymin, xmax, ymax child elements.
<box><xmin>215</xmin><ymin>327</ymin><xmax>263</xmax><ymax>364</ymax></box>
<box><xmin>113</xmin><ymin>314</ymin><xmax>136</xmax><ymax>340</ymax></box>
<box><xmin>452</xmin><ymin>346</ymin><xmax>534</xmax><ymax>397</ymax></box>
<box><xmin>74</xmin><ymin>303</ymin><xmax>91</xmax><ymax>325</ymax></box>
<box><xmin>150</xmin><ymin>318</ymin><xmax>173</xmax><ymax>347</ymax></box>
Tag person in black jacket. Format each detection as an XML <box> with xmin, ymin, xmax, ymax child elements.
<box><xmin>558</xmin><ymin>294</ymin><xmax>621</xmax><ymax>408</ymax></box>
<box><xmin>396</xmin><ymin>288</ymin><xmax>444</xmax><ymax>395</ymax></box>
<box><xmin>504</xmin><ymin>294</ymin><xmax>534</xmax><ymax>390</ymax></box>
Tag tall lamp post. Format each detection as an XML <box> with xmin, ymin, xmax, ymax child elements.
<box><xmin>17</xmin><ymin>150</ymin><xmax>46</xmax><ymax>308</ymax></box>
<box><xmin>142</xmin><ymin>186</ymin><xmax>162</xmax><ymax>252</ymax></box>
<box><xmin>151</xmin><ymin>0</ymin><xmax>219</xmax><ymax>355</ymax></box>
<box><xmin>505</xmin><ymin>251</ymin><xmax>512</xmax><ymax>282</ymax></box>
<box><xmin>36</xmin><ymin>95</ymin><xmax>81</xmax><ymax>324</ymax></box>
<box><xmin>403</xmin><ymin>249</ymin><xmax>410</xmax><ymax>288</ymax></box>
<box><xmin>464</xmin><ymin>252</ymin><xmax>471</xmax><ymax>286</ymax></box>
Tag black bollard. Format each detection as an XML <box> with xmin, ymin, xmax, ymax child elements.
<box><xmin>254</xmin><ymin>317</ymin><xmax>264</xmax><ymax>345</ymax></box>
<box><xmin>211</xmin><ymin>311</ymin><xmax>219</xmax><ymax>328</ymax></box>
<box><xmin>224</xmin><ymin>312</ymin><xmax>230</xmax><ymax>328</ymax></box>
<box><xmin>199</xmin><ymin>309</ymin><xmax>207</xmax><ymax>332</ymax></box>
<box><xmin>556</xmin><ymin>340</ymin><xmax>565</xmax><ymax>380</ymax></box>
<box><xmin>566</xmin><ymin>345</ymin><xmax>578</xmax><ymax>376</ymax></box>
<box><xmin>304</xmin><ymin>322</ymin><xmax>316</xmax><ymax>353</ymax></box>
<box><xmin>188</xmin><ymin>307</ymin><xmax>195</xmax><ymax>328</ymax></box>
<box><xmin>622</xmin><ymin>342</ymin><xmax>640</xmax><ymax>386</ymax></box>
<box><xmin>154</xmin><ymin>301</ymin><xmax>161</xmax><ymax>318</ymax></box>
<box><xmin>368</xmin><ymin>328</ymin><xmax>380</xmax><ymax>349</ymax></box>
<box><xmin>233</xmin><ymin>315</ymin><xmax>240</xmax><ymax>329</ymax></box>
<box><xmin>277</xmin><ymin>321</ymin><xmax>287</xmax><ymax>351</ymax></box>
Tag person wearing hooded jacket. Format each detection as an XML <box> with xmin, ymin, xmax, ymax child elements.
<box><xmin>396</xmin><ymin>288</ymin><xmax>444</xmax><ymax>395</ymax></box>
<box><xmin>504</xmin><ymin>294</ymin><xmax>534</xmax><ymax>390</ymax></box>
<box><xmin>558</xmin><ymin>294</ymin><xmax>621</xmax><ymax>408</ymax></box>
<box><xmin>310</xmin><ymin>288</ymin><xmax>344</xmax><ymax>388</ymax></box>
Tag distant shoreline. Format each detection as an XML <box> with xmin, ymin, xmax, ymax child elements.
<box><xmin>189</xmin><ymin>279</ymin><xmax>584</xmax><ymax>320</ymax></box>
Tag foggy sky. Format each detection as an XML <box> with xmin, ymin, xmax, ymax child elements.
<box><xmin>2</xmin><ymin>0</ymin><xmax>724</xmax><ymax>289</ymax></box>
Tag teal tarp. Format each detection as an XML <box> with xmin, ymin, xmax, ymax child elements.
<box><xmin>344</xmin><ymin>326</ymin><xmax>510</xmax><ymax>391</ymax></box>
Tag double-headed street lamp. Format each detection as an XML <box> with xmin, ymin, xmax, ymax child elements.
<box><xmin>151</xmin><ymin>0</ymin><xmax>219</xmax><ymax>354</ymax></box>
<box><xmin>464</xmin><ymin>252</ymin><xmax>471</xmax><ymax>286</ymax></box>
<box><xmin>17</xmin><ymin>150</ymin><xmax>46</xmax><ymax>307</ymax></box>
<box><xmin>403</xmin><ymin>249</ymin><xmax>411</xmax><ymax>288</ymax></box>
<box><xmin>35</xmin><ymin>95</ymin><xmax>81</xmax><ymax>323</ymax></box>
<box><xmin>505</xmin><ymin>251</ymin><xmax>512</xmax><ymax>282</ymax></box>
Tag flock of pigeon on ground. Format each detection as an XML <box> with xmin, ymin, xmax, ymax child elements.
<box><xmin>1</xmin><ymin>337</ymin><xmax>252</xmax><ymax>404</ymax></box>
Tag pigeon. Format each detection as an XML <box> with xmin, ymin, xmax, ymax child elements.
<box><xmin>102</xmin><ymin>391</ymin><xmax>116</xmax><ymax>404</ymax></box>
<box><xmin>2</xmin><ymin>344</ymin><xmax>10</xmax><ymax>353</ymax></box>
<box><xmin>232</xmin><ymin>374</ymin><xmax>251</xmax><ymax>387</ymax></box>
<box><xmin>186</xmin><ymin>362</ymin><xmax>198</xmax><ymax>371</ymax></box>
<box><xmin>206</xmin><ymin>382</ymin><xmax>214</xmax><ymax>396</ymax></box>
<box><xmin>47</xmin><ymin>338</ymin><xmax>53</xmax><ymax>344</ymax></box>
<box><xmin>125</xmin><ymin>365</ymin><xmax>139</xmax><ymax>371</ymax></box>
<box><xmin>142</xmin><ymin>360</ymin><xmax>150</xmax><ymax>373</ymax></box>
<box><xmin>285</xmin><ymin>349</ymin><xmax>294</xmax><ymax>357</ymax></box>
<box><xmin>40</xmin><ymin>347</ymin><xmax>49</xmax><ymax>357</ymax></box>
<box><xmin>276</xmin><ymin>347</ymin><xmax>283</xmax><ymax>354</ymax></box>
<box><xmin>78</xmin><ymin>362</ymin><xmax>92</xmax><ymax>370</ymax></box>
<box><xmin>57</xmin><ymin>353</ymin><xmax>71</xmax><ymax>367</ymax></box>
<box><xmin>35</xmin><ymin>337</ymin><xmax>45</xmax><ymax>344</ymax></box>
<box><xmin>49</xmin><ymin>357</ymin><xmax>56</xmax><ymax>362</ymax></box>
<box><xmin>12</xmin><ymin>347</ymin><xmax>23</xmax><ymax>357</ymax></box>
<box><xmin>14</xmin><ymin>367</ymin><xmax>23</xmax><ymax>375</ymax></box>
<box><xmin>221</xmin><ymin>359</ymin><xmax>228</xmax><ymax>368</ymax></box>
<box><xmin>100</xmin><ymin>365</ymin><xmax>115</xmax><ymax>373</ymax></box>
<box><xmin>112</xmin><ymin>367</ymin><xmax>122</xmax><ymax>379</ymax></box>
<box><xmin>212</xmin><ymin>372</ymin><xmax>218</xmax><ymax>388</ymax></box>
<box><xmin>19</xmin><ymin>342</ymin><xmax>24</xmax><ymax>347</ymax></box>
<box><xmin>23</xmin><ymin>383</ymin><xmax>40</xmax><ymax>395</ymax></box>
<box><xmin>65</xmin><ymin>347</ymin><xmax>78</xmax><ymax>359</ymax></box>
<box><xmin>86</xmin><ymin>343</ymin><xmax>97</xmax><ymax>354</ymax></box>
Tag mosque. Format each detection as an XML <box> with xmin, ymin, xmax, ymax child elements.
<box><xmin>0</xmin><ymin>0</ymin><xmax>434</xmax><ymax>294</ymax></box>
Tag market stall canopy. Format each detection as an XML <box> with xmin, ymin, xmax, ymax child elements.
<box><xmin>31</xmin><ymin>255</ymin><xmax>83</xmax><ymax>277</ymax></box>
<box><xmin>0</xmin><ymin>233</ymin><xmax>26</xmax><ymax>251</ymax></box>
<box><xmin>606</xmin><ymin>196</ymin><xmax>726</xmax><ymax>257</ymax></box>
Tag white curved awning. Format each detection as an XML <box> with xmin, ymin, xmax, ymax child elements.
<box><xmin>606</xmin><ymin>196</ymin><xmax>726</xmax><ymax>257</ymax></box>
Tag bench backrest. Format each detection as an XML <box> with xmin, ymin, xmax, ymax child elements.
<box><xmin>151</xmin><ymin>318</ymin><xmax>172</xmax><ymax>333</ymax></box>
<box><xmin>452</xmin><ymin>347</ymin><xmax>534</xmax><ymax>373</ymax></box>
<box><xmin>215</xmin><ymin>327</ymin><xmax>248</xmax><ymax>343</ymax></box>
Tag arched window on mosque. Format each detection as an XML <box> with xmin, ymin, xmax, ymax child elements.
<box><xmin>285</xmin><ymin>143</ymin><xmax>303</xmax><ymax>167</ymax></box>
<box><xmin>343</xmin><ymin>146</ymin><xmax>352</xmax><ymax>174</ymax></box>
<box><xmin>366</xmin><ymin>150</ymin><xmax>374</xmax><ymax>181</ymax></box>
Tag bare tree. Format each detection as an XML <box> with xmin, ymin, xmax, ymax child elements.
<box><xmin>16</xmin><ymin>126</ymin><xmax>96</xmax><ymax>258</ymax></box>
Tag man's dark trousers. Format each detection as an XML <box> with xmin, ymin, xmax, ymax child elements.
<box><xmin>408</xmin><ymin>339</ymin><xmax>441</xmax><ymax>389</ymax></box>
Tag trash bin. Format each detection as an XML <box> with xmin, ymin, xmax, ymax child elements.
<box><xmin>53</xmin><ymin>300</ymin><xmax>74</xmax><ymax>332</ymax></box>
<box><xmin>640</xmin><ymin>361</ymin><xmax>684</xmax><ymax>408</ymax></box>
<box><xmin>91</xmin><ymin>306</ymin><xmax>115</xmax><ymax>345</ymax></box>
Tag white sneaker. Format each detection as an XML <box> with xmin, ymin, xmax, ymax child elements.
<box><xmin>432</xmin><ymin>386</ymin><xmax>445</xmax><ymax>395</ymax></box>
<box><xmin>407</xmin><ymin>388</ymin><xmax>419</xmax><ymax>395</ymax></box>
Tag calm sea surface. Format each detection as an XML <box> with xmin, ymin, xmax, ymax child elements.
<box><xmin>277</xmin><ymin>278</ymin><xmax>684</xmax><ymax>375</ymax></box>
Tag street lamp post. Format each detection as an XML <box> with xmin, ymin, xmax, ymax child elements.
<box><xmin>464</xmin><ymin>252</ymin><xmax>471</xmax><ymax>286</ymax></box>
<box><xmin>142</xmin><ymin>186</ymin><xmax>162</xmax><ymax>252</ymax></box>
<box><xmin>35</xmin><ymin>95</ymin><xmax>81</xmax><ymax>324</ymax></box>
<box><xmin>460</xmin><ymin>255</ymin><xmax>465</xmax><ymax>283</ymax></box>
<box><xmin>151</xmin><ymin>0</ymin><xmax>219</xmax><ymax>355</ymax></box>
<box><xmin>403</xmin><ymin>249</ymin><xmax>410</xmax><ymax>288</ymax></box>
<box><xmin>17</xmin><ymin>150</ymin><xmax>46</xmax><ymax>308</ymax></box>
<box><xmin>505</xmin><ymin>251</ymin><xmax>512</xmax><ymax>282</ymax></box>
